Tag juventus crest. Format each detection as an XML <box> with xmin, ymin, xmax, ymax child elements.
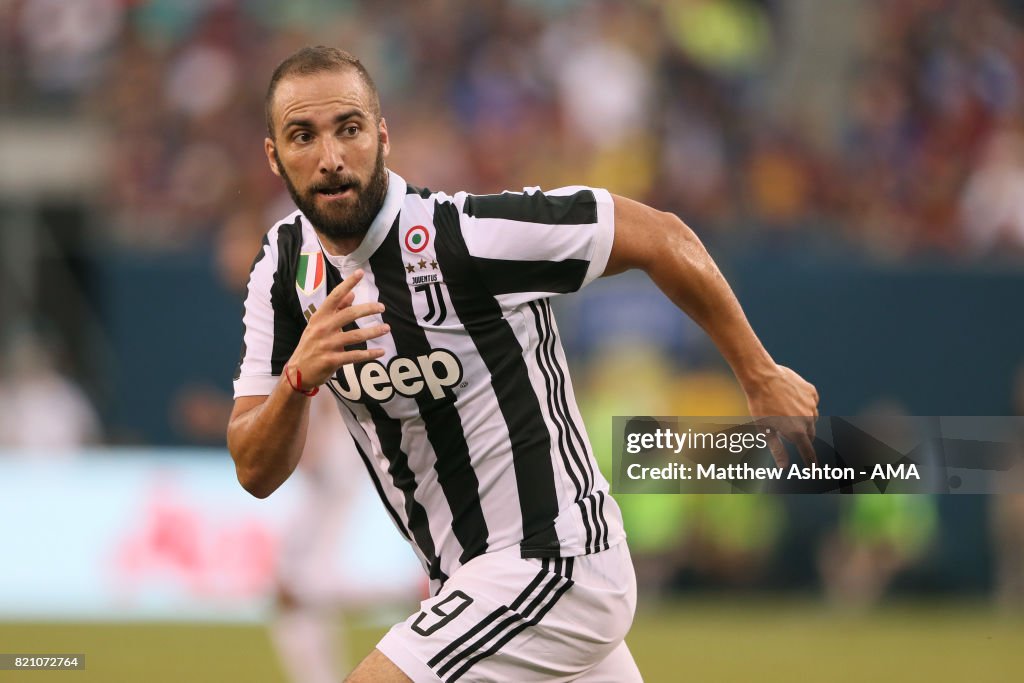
<box><xmin>403</xmin><ymin>223</ymin><xmax>449</xmax><ymax>325</ymax></box>
<box><xmin>414</xmin><ymin>281</ymin><xmax>447</xmax><ymax>324</ymax></box>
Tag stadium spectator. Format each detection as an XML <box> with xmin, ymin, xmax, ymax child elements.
<box><xmin>4</xmin><ymin>0</ymin><xmax>1022</xmax><ymax>259</ymax></box>
<box><xmin>0</xmin><ymin>329</ymin><xmax>101</xmax><ymax>452</ymax></box>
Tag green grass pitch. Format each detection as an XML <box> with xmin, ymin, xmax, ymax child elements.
<box><xmin>1</xmin><ymin>600</ymin><xmax>1021</xmax><ymax>682</ymax></box>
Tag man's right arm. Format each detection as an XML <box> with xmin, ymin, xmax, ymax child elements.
<box><xmin>227</xmin><ymin>269</ymin><xmax>389</xmax><ymax>498</ymax></box>
<box><xmin>227</xmin><ymin>382</ymin><xmax>314</xmax><ymax>499</ymax></box>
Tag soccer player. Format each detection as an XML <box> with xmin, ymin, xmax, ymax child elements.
<box><xmin>228</xmin><ymin>46</ymin><xmax>819</xmax><ymax>682</ymax></box>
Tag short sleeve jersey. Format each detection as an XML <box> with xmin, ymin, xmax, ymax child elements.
<box><xmin>235</xmin><ymin>170</ymin><xmax>625</xmax><ymax>592</ymax></box>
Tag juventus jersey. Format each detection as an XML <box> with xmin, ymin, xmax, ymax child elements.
<box><xmin>234</xmin><ymin>170</ymin><xmax>625</xmax><ymax>591</ymax></box>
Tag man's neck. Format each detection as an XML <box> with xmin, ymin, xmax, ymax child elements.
<box><xmin>317</xmin><ymin>233</ymin><xmax>365</xmax><ymax>257</ymax></box>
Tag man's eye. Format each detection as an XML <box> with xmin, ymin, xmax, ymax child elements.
<box><xmin>294</xmin><ymin>132</ymin><xmax>312</xmax><ymax>143</ymax></box>
<box><xmin>344</xmin><ymin>126</ymin><xmax>359</xmax><ymax>136</ymax></box>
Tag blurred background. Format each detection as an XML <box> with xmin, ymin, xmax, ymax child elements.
<box><xmin>1</xmin><ymin>0</ymin><xmax>1023</xmax><ymax>680</ymax></box>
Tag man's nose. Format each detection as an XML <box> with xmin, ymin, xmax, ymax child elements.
<box><xmin>319</xmin><ymin>137</ymin><xmax>344</xmax><ymax>174</ymax></box>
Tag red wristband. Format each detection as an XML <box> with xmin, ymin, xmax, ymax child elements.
<box><xmin>284</xmin><ymin>364</ymin><xmax>318</xmax><ymax>396</ymax></box>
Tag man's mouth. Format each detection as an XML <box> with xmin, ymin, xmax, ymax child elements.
<box><xmin>316</xmin><ymin>182</ymin><xmax>356</xmax><ymax>200</ymax></box>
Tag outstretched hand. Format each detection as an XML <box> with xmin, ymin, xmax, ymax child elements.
<box><xmin>287</xmin><ymin>269</ymin><xmax>390</xmax><ymax>388</ymax></box>
<box><xmin>744</xmin><ymin>364</ymin><xmax>819</xmax><ymax>468</ymax></box>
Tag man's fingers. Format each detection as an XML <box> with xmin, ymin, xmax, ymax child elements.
<box><xmin>334</xmin><ymin>323</ymin><xmax>390</xmax><ymax>348</ymax></box>
<box><xmin>766</xmin><ymin>432</ymin><xmax>788</xmax><ymax>468</ymax></box>
<box><xmin>335</xmin><ymin>291</ymin><xmax>355</xmax><ymax>310</ymax></box>
<box><xmin>806</xmin><ymin>416</ymin><xmax>817</xmax><ymax>441</ymax></box>
<box><xmin>308</xmin><ymin>292</ymin><xmax>354</xmax><ymax>325</ymax></box>
<box><xmin>325</xmin><ymin>301</ymin><xmax>385</xmax><ymax>328</ymax></box>
<box><xmin>324</xmin><ymin>268</ymin><xmax>365</xmax><ymax>306</ymax></box>
<box><xmin>794</xmin><ymin>432</ymin><xmax>817</xmax><ymax>466</ymax></box>
<box><xmin>332</xmin><ymin>347</ymin><xmax>386</xmax><ymax>366</ymax></box>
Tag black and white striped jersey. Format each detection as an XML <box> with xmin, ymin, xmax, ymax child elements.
<box><xmin>234</xmin><ymin>170</ymin><xmax>625</xmax><ymax>592</ymax></box>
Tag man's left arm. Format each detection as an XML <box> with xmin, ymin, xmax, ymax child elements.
<box><xmin>606</xmin><ymin>194</ymin><xmax>819</xmax><ymax>465</ymax></box>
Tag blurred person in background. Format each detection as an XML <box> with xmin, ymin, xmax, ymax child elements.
<box><xmin>271</xmin><ymin>390</ymin><xmax>359</xmax><ymax>683</ymax></box>
<box><xmin>685</xmin><ymin>494</ymin><xmax>785</xmax><ymax>587</ymax></box>
<box><xmin>818</xmin><ymin>494</ymin><xmax>937</xmax><ymax>609</ymax></box>
<box><xmin>817</xmin><ymin>401</ymin><xmax>938</xmax><ymax>609</ymax></box>
<box><xmin>0</xmin><ymin>329</ymin><xmax>101</xmax><ymax>452</ymax></box>
<box><xmin>959</xmin><ymin>126</ymin><xmax>1024</xmax><ymax>256</ymax></box>
<box><xmin>173</xmin><ymin>350</ymin><xmax>417</xmax><ymax>683</ymax></box>
<box><xmin>272</xmin><ymin>390</ymin><xmax>420</xmax><ymax>683</ymax></box>
<box><xmin>664</xmin><ymin>361</ymin><xmax>786</xmax><ymax>589</ymax></box>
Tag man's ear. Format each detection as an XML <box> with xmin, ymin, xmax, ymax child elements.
<box><xmin>378</xmin><ymin>118</ymin><xmax>390</xmax><ymax>158</ymax></box>
<box><xmin>264</xmin><ymin>137</ymin><xmax>281</xmax><ymax>177</ymax></box>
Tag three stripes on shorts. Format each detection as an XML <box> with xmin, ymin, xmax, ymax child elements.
<box><xmin>427</xmin><ymin>558</ymin><xmax>575</xmax><ymax>682</ymax></box>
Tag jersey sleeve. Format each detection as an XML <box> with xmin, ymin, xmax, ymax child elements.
<box><xmin>233</xmin><ymin>233</ymin><xmax>304</xmax><ymax>398</ymax></box>
<box><xmin>450</xmin><ymin>185</ymin><xmax>615</xmax><ymax>299</ymax></box>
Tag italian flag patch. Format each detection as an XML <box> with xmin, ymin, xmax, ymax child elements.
<box><xmin>296</xmin><ymin>251</ymin><xmax>325</xmax><ymax>294</ymax></box>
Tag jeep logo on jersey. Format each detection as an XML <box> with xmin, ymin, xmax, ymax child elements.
<box><xmin>330</xmin><ymin>349</ymin><xmax>463</xmax><ymax>402</ymax></box>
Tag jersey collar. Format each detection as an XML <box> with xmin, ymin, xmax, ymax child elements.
<box><xmin>321</xmin><ymin>168</ymin><xmax>407</xmax><ymax>270</ymax></box>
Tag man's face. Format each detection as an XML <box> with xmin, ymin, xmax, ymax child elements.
<box><xmin>265</xmin><ymin>69</ymin><xmax>390</xmax><ymax>242</ymax></box>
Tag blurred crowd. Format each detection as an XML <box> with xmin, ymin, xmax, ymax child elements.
<box><xmin>3</xmin><ymin>0</ymin><xmax>1024</xmax><ymax>259</ymax></box>
<box><xmin>3</xmin><ymin>0</ymin><xmax>1024</xmax><ymax>620</ymax></box>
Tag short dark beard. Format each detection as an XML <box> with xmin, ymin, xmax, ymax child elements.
<box><xmin>275</xmin><ymin>140</ymin><xmax>388</xmax><ymax>242</ymax></box>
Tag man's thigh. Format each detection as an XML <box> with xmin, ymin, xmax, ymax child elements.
<box><xmin>346</xmin><ymin>648</ymin><xmax>412</xmax><ymax>682</ymax></box>
<box><xmin>375</xmin><ymin>543</ymin><xmax>636</xmax><ymax>683</ymax></box>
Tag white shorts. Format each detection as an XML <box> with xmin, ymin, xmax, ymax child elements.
<box><xmin>377</xmin><ymin>541</ymin><xmax>641</xmax><ymax>682</ymax></box>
